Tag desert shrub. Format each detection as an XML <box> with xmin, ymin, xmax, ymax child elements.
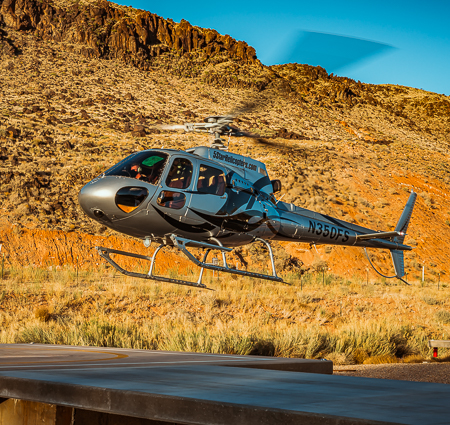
<box><xmin>311</xmin><ymin>259</ymin><xmax>328</xmax><ymax>273</ymax></box>
<box><xmin>434</xmin><ymin>354</ymin><xmax>450</xmax><ymax>363</ymax></box>
<box><xmin>352</xmin><ymin>348</ymin><xmax>369</xmax><ymax>364</ymax></box>
<box><xmin>407</xmin><ymin>238</ymin><xmax>418</xmax><ymax>246</ymax></box>
<box><xmin>34</xmin><ymin>307</ymin><xmax>51</xmax><ymax>322</ymax></box>
<box><xmin>421</xmin><ymin>295</ymin><xmax>440</xmax><ymax>306</ymax></box>
<box><xmin>325</xmin><ymin>352</ymin><xmax>352</xmax><ymax>365</ymax></box>
<box><xmin>422</xmin><ymin>193</ymin><xmax>436</xmax><ymax>209</ymax></box>
<box><xmin>249</xmin><ymin>339</ymin><xmax>276</xmax><ymax>356</ymax></box>
<box><xmin>327</xmin><ymin>320</ymin><xmax>427</xmax><ymax>360</ymax></box>
<box><xmin>435</xmin><ymin>310</ymin><xmax>450</xmax><ymax>324</ymax></box>
<box><xmin>158</xmin><ymin>327</ymin><xmax>258</xmax><ymax>355</ymax></box>
<box><xmin>297</xmin><ymin>294</ymin><xmax>313</xmax><ymax>304</ymax></box>
<box><xmin>15</xmin><ymin>319</ymin><xmax>160</xmax><ymax>349</ymax></box>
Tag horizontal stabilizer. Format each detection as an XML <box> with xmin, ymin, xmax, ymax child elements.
<box><xmin>356</xmin><ymin>231</ymin><xmax>403</xmax><ymax>241</ymax></box>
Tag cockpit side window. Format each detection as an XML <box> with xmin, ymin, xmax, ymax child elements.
<box><xmin>197</xmin><ymin>164</ymin><xmax>225</xmax><ymax>196</ymax></box>
<box><xmin>104</xmin><ymin>152</ymin><xmax>168</xmax><ymax>185</ymax></box>
<box><xmin>166</xmin><ymin>158</ymin><xmax>193</xmax><ymax>190</ymax></box>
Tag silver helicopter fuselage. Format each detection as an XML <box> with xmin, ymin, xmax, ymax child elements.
<box><xmin>78</xmin><ymin>146</ymin><xmax>413</xmax><ymax>253</ymax></box>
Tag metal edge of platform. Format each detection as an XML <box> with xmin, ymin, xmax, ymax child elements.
<box><xmin>0</xmin><ymin>375</ymin><xmax>399</xmax><ymax>425</ymax></box>
<box><xmin>219</xmin><ymin>358</ymin><xmax>333</xmax><ymax>374</ymax></box>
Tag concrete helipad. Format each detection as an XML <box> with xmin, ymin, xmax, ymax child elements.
<box><xmin>0</xmin><ymin>343</ymin><xmax>331</xmax><ymax>373</ymax></box>
<box><xmin>1</xmin><ymin>344</ymin><xmax>450</xmax><ymax>425</ymax></box>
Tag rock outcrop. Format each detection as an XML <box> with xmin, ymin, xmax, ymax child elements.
<box><xmin>0</xmin><ymin>14</ymin><xmax>18</xmax><ymax>55</ymax></box>
<box><xmin>0</xmin><ymin>0</ymin><xmax>258</xmax><ymax>69</ymax></box>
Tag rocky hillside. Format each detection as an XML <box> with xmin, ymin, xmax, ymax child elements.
<box><xmin>1</xmin><ymin>0</ymin><xmax>450</xmax><ymax>283</ymax></box>
<box><xmin>0</xmin><ymin>0</ymin><xmax>258</xmax><ymax>64</ymax></box>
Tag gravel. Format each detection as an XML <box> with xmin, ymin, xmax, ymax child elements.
<box><xmin>334</xmin><ymin>363</ymin><xmax>450</xmax><ymax>384</ymax></box>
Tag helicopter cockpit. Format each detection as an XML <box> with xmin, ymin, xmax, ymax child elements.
<box><xmin>98</xmin><ymin>150</ymin><xmax>228</xmax><ymax>214</ymax></box>
<box><xmin>104</xmin><ymin>151</ymin><xmax>226</xmax><ymax>195</ymax></box>
<box><xmin>164</xmin><ymin>157</ymin><xmax>193</xmax><ymax>189</ymax></box>
<box><xmin>104</xmin><ymin>151</ymin><xmax>169</xmax><ymax>185</ymax></box>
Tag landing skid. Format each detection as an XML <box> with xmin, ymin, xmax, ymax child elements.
<box><xmin>96</xmin><ymin>235</ymin><xmax>283</xmax><ymax>290</ymax></box>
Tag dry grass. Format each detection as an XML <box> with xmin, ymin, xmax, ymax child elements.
<box><xmin>402</xmin><ymin>354</ymin><xmax>426</xmax><ymax>363</ymax></box>
<box><xmin>34</xmin><ymin>306</ymin><xmax>51</xmax><ymax>322</ymax></box>
<box><xmin>363</xmin><ymin>355</ymin><xmax>399</xmax><ymax>364</ymax></box>
<box><xmin>1</xmin><ymin>266</ymin><xmax>449</xmax><ymax>364</ymax></box>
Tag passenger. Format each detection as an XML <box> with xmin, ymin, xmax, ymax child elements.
<box><xmin>166</xmin><ymin>164</ymin><xmax>180</xmax><ymax>187</ymax></box>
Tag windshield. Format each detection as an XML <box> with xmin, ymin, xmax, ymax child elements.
<box><xmin>104</xmin><ymin>152</ymin><xmax>168</xmax><ymax>185</ymax></box>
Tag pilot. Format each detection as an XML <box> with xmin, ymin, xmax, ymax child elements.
<box><xmin>130</xmin><ymin>164</ymin><xmax>140</xmax><ymax>178</ymax></box>
<box><xmin>147</xmin><ymin>168</ymin><xmax>159</xmax><ymax>185</ymax></box>
<box><xmin>131</xmin><ymin>164</ymin><xmax>148</xmax><ymax>181</ymax></box>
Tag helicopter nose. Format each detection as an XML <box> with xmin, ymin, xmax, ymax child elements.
<box><xmin>79</xmin><ymin>178</ymin><xmax>155</xmax><ymax>223</ymax></box>
<box><xmin>78</xmin><ymin>179</ymin><xmax>117</xmax><ymax>220</ymax></box>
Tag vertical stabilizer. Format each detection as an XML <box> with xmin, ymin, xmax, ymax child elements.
<box><xmin>394</xmin><ymin>190</ymin><xmax>417</xmax><ymax>244</ymax></box>
<box><xmin>391</xmin><ymin>249</ymin><xmax>405</xmax><ymax>278</ymax></box>
<box><xmin>390</xmin><ymin>190</ymin><xmax>417</xmax><ymax>279</ymax></box>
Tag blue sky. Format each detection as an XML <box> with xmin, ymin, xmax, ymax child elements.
<box><xmin>116</xmin><ymin>0</ymin><xmax>450</xmax><ymax>95</ymax></box>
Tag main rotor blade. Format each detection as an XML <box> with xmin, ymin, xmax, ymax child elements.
<box><xmin>227</xmin><ymin>100</ymin><xmax>262</xmax><ymax>118</ymax></box>
<box><xmin>225</xmin><ymin>91</ymin><xmax>270</xmax><ymax>119</ymax></box>
<box><xmin>273</xmin><ymin>30</ymin><xmax>394</xmax><ymax>72</ymax></box>
<box><xmin>252</xmin><ymin>137</ymin><xmax>278</xmax><ymax>147</ymax></box>
<box><xmin>157</xmin><ymin>124</ymin><xmax>187</xmax><ymax>131</ymax></box>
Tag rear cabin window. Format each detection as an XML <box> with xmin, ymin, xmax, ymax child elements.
<box><xmin>197</xmin><ymin>165</ymin><xmax>225</xmax><ymax>196</ymax></box>
<box><xmin>165</xmin><ymin>158</ymin><xmax>193</xmax><ymax>190</ymax></box>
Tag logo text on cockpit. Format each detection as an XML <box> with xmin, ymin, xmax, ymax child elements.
<box><xmin>213</xmin><ymin>151</ymin><xmax>258</xmax><ymax>171</ymax></box>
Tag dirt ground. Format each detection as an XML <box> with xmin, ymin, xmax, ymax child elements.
<box><xmin>334</xmin><ymin>362</ymin><xmax>450</xmax><ymax>384</ymax></box>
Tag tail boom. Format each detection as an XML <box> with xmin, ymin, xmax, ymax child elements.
<box><xmin>274</xmin><ymin>190</ymin><xmax>417</xmax><ymax>282</ymax></box>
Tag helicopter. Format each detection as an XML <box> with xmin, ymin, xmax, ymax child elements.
<box><xmin>78</xmin><ymin>111</ymin><xmax>417</xmax><ymax>290</ymax></box>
